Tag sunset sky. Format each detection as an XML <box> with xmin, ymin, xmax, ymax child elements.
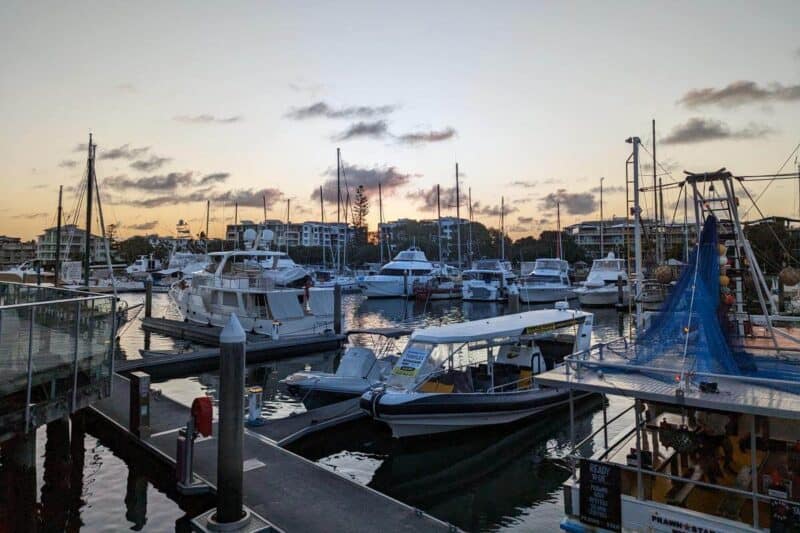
<box><xmin>2</xmin><ymin>1</ymin><xmax>800</xmax><ymax>241</ymax></box>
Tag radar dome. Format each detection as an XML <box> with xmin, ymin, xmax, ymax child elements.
<box><xmin>243</xmin><ymin>228</ymin><xmax>257</xmax><ymax>242</ymax></box>
<box><xmin>260</xmin><ymin>229</ymin><xmax>275</xmax><ymax>242</ymax></box>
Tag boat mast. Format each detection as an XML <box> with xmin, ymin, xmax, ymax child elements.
<box><xmin>262</xmin><ymin>195</ymin><xmax>267</xmax><ymax>225</ymax></box>
<box><xmin>599</xmin><ymin>177</ymin><xmax>604</xmax><ymax>256</ymax></box>
<box><xmin>234</xmin><ymin>201</ymin><xmax>239</xmax><ymax>249</ymax></box>
<box><xmin>93</xmin><ymin>163</ymin><xmax>118</xmax><ymax>298</ymax></box>
<box><xmin>286</xmin><ymin>199</ymin><xmax>290</xmax><ymax>254</ymax></box>
<box><xmin>627</xmin><ymin>136</ymin><xmax>643</xmax><ymax>328</ymax></box>
<box><xmin>683</xmin><ymin>183</ymin><xmax>689</xmax><ymax>263</ymax></box>
<box><xmin>468</xmin><ymin>187</ymin><xmax>473</xmax><ymax>265</ymax></box>
<box><xmin>437</xmin><ymin>184</ymin><xmax>443</xmax><ymax>270</ymax></box>
<box><xmin>653</xmin><ymin>119</ymin><xmax>660</xmax><ymax>265</ymax></box>
<box><xmin>556</xmin><ymin>200</ymin><xmax>562</xmax><ymax>260</ymax></box>
<box><xmin>320</xmin><ymin>186</ymin><xmax>326</xmax><ymax>268</ymax></box>
<box><xmin>659</xmin><ymin>177</ymin><xmax>665</xmax><ymax>259</ymax></box>
<box><xmin>500</xmin><ymin>196</ymin><xmax>505</xmax><ymax>260</ymax></box>
<box><xmin>455</xmin><ymin>163</ymin><xmax>462</xmax><ymax>269</ymax></box>
<box><xmin>378</xmin><ymin>181</ymin><xmax>384</xmax><ymax>264</ymax></box>
<box><xmin>84</xmin><ymin>134</ymin><xmax>94</xmax><ymax>287</ymax></box>
<box><xmin>336</xmin><ymin>148</ymin><xmax>341</xmax><ymax>271</ymax></box>
<box><xmin>206</xmin><ymin>200</ymin><xmax>210</xmax><ymax>239</ymax></box>
<box><xmin>55</xmin><ymin>185</ymin><xmax>63</xmax><ymax>285</ymax></box>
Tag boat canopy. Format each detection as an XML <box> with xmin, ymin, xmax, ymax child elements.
<box><xmin>410</xmin><ymin>309</ymin><xmax>591</xmax><ymax>345</ymax></box>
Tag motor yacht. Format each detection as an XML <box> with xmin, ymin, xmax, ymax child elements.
<box><xmin>282</xmin><ymin>327</ymin><xmax>410</xmax><ymax>409</ymax></box>
<box><xmin>126</xmin><ymin>254</ymin><xmax>162</xmax><ymax>278</ymax></box>
<box><xmin>170</xmin><ymin>249</ymin><xmax>334</xmax><ymax>337</ymax></box>
<box><xmin>518</xmin><ymin>258</ymin><xmax>575</xmax><ymax>303</ymax></box>
<box><xmin>362</xmin><ymin>247</ymin><xmax>436</xmax><ymax>298</ymax></box>
<box><xmin>360</xmin><ymin>305</ymin><xmax>594</xmax><ymax>438</ymax></box>
<box><xmin>461</xmin><ymin>259</ymin><xmax>517</xmax><ymax>301</ymax></box>
<box><xmin>573</xmin><ymin>252</ymin><xmax>629</xmax><ymax>307</ymax></box>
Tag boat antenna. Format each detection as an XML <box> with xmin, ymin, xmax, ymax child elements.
<box><xmin>437</xmin><ymin>184</ymin><xmax>443</xmax><ymax>270</ymax></box>
<box><xmin>55</xmin><ymin>185</ymin><xmax>63</xmax><ymax>285</ymax></box>
<box><xmin>455</xmin><ymin>163</ymin><xmax>462</xmax><ymax>269</ymax></box>
<box><xmin>84</xmin><ymin>133</ymin><xmax>94</xmax><ymax>287</ymax></box>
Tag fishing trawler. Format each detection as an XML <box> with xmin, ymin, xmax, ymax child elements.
<box><xmin>537</xmin><ymin>164</ymin><xmax>800</xmax><ymax>532</ymax></box>
<box><xmin>518</xmin><ymin>258</ymin><xmax>575</xmax><ymax>303</ymax></box>
<box><xmin>361</xmin><ymin>305</ymin><xmax>593</xmax><ymax>437</ymax></box>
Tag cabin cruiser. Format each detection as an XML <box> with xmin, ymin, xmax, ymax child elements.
<box><xmin>518</xmin><ymin>258</ymin><xmax>575</xmax><ymax>303</ymax></box>
<box><xmin>126</xmin><ymin>254</ymin><xmax>162</xmax><ymax>278</ymax></box>
<box><xmin>282</xmin><ymin>327</ymin><xmax>410</xmax><ymax>409</ymax></box>
<box><xmin>170</xmin><ymin>249</ymin><xmax>334</xmax><ymax>337</ymax></box>
<box><xmin>413</xmin><ymin>274</ymin><xmax>462</xmax><ymax>301</ymax></box>
<box><xmin>461</xmin><ymin>259</ymin><xmax>517</xmax><ymax>301</ymax></box>
<box><xmin>573</xmin><ymin>252</ymin><xmax>629</xmax><ymax>306</ymax></box>
<box><xmin>313</xmin><ymin>269</ymin><xmax>361</xmax><ymax>293</ymax></box>
<box><xmin>362</xmin><ymin>247</ymin><xmax>436</xmax><ymax>298</ymax></box>
<box><xmin>360</xmin><ymin>305</ymin><xmax>594</xmax><ymax>438</ymax></box>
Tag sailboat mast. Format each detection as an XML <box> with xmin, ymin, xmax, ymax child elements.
<box><xmin>336</xmin><ymin>147</ymin><xmax>341</xmax><ymax>224</ymax></box>
<box><xmin>234</xmin><ymin>201</ymin><xmax>239</xmax><ymax>249</ymax></box>
<box><xmin>500</xmin><ymin>196</ymin><xmax>505</xmax><ymax>260</ymax></box>
<box><xmin>320</xmin><ymin>186</ymin><xmax>326</xmax><ymax>268</ymax></box>
<box><xmin>437</xmin><ymin>184</ymin><xmax>443</xmax><ymax>269</ymax></box>
<box><xmin>556</xmin><ymin>200</ymin><xmax>562</xmax><ymax>260</ymax></box>
<box><xmin>262</xmin><ymin>195</ymin><xmax>267</xmax><ymax>223</ymax></box>
<box><xmin>206</xmin><ymin>200</ymin><xmax>210</xmax><ymax>239</ymax></box>
<box><xmin>652</xmin><ymin>119</ymin><xmax>659</xmax><ymax>264</ymax></box>
<box><xmin>93</xmin><ymin>166</ymin><xmax>118</xmax><ymax>298</ymax></box>
<box><xmin>55</xmin><ymin>185</ymin><xmax>63</xmax><ymax>285</ymax></box>
<box><xmin>468</xmin><ymin>187</ymin><xmax>473</xmax><ymax>264</ymax></box>
<box><xmin>659</xmin><ymin>177</ymin><xmax>665</xmax><ymax>259</ymax></box>
<box><xmin>286</xmin><ymin>199</ymin><xmax>291</xmax><ymax>254</ymax></box>
<box><xmin>455</xmin><ymin>163</ymin><xmax>462</xmax><ymax>269</ymax></box>
<box><xmin>378</xmin><ymin>181</ymin><xmax>384</xmax><ymax>264</ymax></box>
<box><xmin>84</xmin><ymin>134</ymin><xmax>94</xmax><ymax>286</ymax></box>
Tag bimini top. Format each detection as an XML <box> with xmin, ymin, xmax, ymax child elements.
<box><xmin>411</xmin><ymin>308</ymin><xmax>591</xmax><ymax>344</ymax></box>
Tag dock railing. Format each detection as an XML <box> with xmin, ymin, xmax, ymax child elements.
<box><xmin>0</xmin><ymin>281</ymin><xmax>117</xmax><ymax>442</ymax></box>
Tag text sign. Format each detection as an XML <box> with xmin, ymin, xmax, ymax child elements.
<box><xmin>391</xmin><ymin>345</ymin><xmax>430</xmax><ymax>377</ymax></box>
<box><xmin>580</xmin><ymin>459</ymin><xmax>621</xmax><ymax>532</ymax></box>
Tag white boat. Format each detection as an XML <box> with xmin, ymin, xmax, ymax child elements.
<box><xmin>169</xmin><ymin>249</ymin><xmax>334</xmax><ymax>338</ymax></box>
<box><xmin>282</xmin><ymin>327</ymin><xmax>410</xmax><ymax>409</ymax></box>
<box><xmin>126</xmin><ymin>254</ymin><xmax>162</xmax><ymax>278</ymax></box>
<box><xmin>461</xmin><ymin>259</ymin><xmax>518</xmax><ymax>301</ymax></box>
<box><xmin>0</xmin><ymin>261</ymin><xmax>54</xmax><ymax>284</ymax></box>
<box><xmin>362</xmin><ymin>247</ymin><xmax>436</xmax><ymax>298</ymax></box>
<box><xmin>518</xmin><ymin>258</ymin><xmax>575</xmax><ymax>303</ymax></box>
<box><xmin>361</xmin><ymin>305</ymin><xmax>594</xmax><ymax>438</ymax></box>
<box><xmin>573</xmin><ymin>252</ymin><xmax>629</xmax><ymax>307</ymax></box>
<box><xmin>313</xmin><ymin>269</ymin><xmax>361</xmax><ymax>293</ymax></box>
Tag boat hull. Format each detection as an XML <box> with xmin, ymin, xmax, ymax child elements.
<box><xmin>362</xmin><ymin>388</ymin><xmax>591</xmax><ymax>438</ymax></box>
<box><xmin>575</xmin><ymin>286</ymin><xmax>629</xmax><ymax>307</ymax></box>
<box><xmin>461</xmin><ymin>282</ymin><xmax>516</xmax><ymax>302</ymax></box>
<box><xmin>518</xmin><ymin>286</ymin><xmax>576</xmax><ymax>303</ymax></box>
<box><xmin>363</xmin><ymin>275</ymin><xmax>431</xmax><ymax>298</ymax></box>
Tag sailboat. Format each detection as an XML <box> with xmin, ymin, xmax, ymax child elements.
<box><xmin>413</xmin><ymin>184</ymin><xmax>462</xmax><ymax>301</ymax></box>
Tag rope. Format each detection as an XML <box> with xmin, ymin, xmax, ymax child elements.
<box><xmin>742</xmin><ymin>140</ymin><xmax>800</xmax><ymax>219</ymax></box>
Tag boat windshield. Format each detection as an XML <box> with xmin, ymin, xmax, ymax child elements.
<box><xmin>527</xmin><ymin>275</ymin><xmax>562</xmax><ymax>283</ymax></box>
<box><xmin>536</xmin><ymin>260</ymin><xmax>566</xmax><ymax>271</ymax></box>
<box><xmin>386</xmin><ymin>342</ymin><xmax>446</xmax><ymax>388</ymax></box>
<box><xmin>592</xmin><ymin>260</ymin><xmax>623</xmax><ymax>271</ymax></box>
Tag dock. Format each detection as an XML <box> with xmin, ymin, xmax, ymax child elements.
<box><xmin>92</xmin><ymin>374</ymin><xmax>451</xmax><ymax>532</ymax></box>
<box><xmin>255</xmin><ymin>397</ymin><xmax>366</xmax><ymax>446</ymax></box>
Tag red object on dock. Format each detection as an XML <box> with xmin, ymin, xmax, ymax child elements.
<box><xmin>191</xmin><ymin>397</ymin><xmax>213</xmax><ymax>437</ymax></box>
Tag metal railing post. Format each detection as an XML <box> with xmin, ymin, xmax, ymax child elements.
<box><xmin>751</xmin><ymin>415</ymin><xmax>759</xmax><ymax>528</ymax></box>
<box><xmin>25</xmin><ymin>306</ymin><xmax>35</xmax><ymax>432</ymax></box>
<box><xmin>634</xmin><ymin>399</ymin><xmax>643</xmax><ymax>500</ymax></box>
<box><xmin>71</xmin><ymin>302</ymin><xmax>81</xmax><ymax>412</ymax></box>
<box><xmin>569</xmin><ymin>389</ymin><xmax>576</xmax><ymax>480</ymax></box>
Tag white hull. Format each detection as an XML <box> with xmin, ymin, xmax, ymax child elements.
<box><xmin>462</xmin><ymin>281</ymin><xmax>516</xmax><ymax>302</ymax></box>
<box><xmin>518</xmin><ymin>286</ymin><xmax>575</xmax><ymax>303</ymax></box>
<box><xmin>575</xmin><ymin>286</ymin><xmax>629</xmax><ymax>307</ymax></box>
<box><xmin>380</xmin><ymin>406</ymin><xmax>552</xmax><ymax>438</ymax></box>
<box><xmin>363</xmin><ymin>275</ymin><xmax>432</xmax><ymax>298</ymax></box>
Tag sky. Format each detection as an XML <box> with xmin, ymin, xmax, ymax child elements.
<box><xmin>2</xmin><ymin>0</ymin><xmax>800</xmax><ymax>241</ymax></box>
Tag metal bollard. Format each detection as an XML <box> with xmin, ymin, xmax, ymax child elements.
<box><xmin>271</xmin><ymin>320</ymin><xmax>280</xmax><ymax>341</ymax></box>
<box><xmin>144</xmin><ymin>276</ymin><xmax>153</xmax><ymax>318</ymax></box>
<box><xmin>245</xmin><ymin>386</ymin><xmax>265</xmax><ymax>427</ymax></box>
<box><xmin>129</xmin><ymin>371</ymin><xmax>151</xmax><ymax>438</ymax></box>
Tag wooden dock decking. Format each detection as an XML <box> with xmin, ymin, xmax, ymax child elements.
<box><xmin>92</xmin><ymin>375</ymin><xmax>452</xmax><ymax>533</ymax></box>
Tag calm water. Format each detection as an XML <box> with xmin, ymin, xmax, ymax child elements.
<box><xmin>1</xmin><ymin>292</ymin><xmax>635</xmax><ymax>532</ymax></box>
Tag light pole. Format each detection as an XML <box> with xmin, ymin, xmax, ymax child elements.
<box><xmin>599</xmin><ymin>177</ymin><xmax>605</xmax><ymax>257</ymax></box>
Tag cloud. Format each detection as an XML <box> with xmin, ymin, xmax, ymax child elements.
<box><xmin>661</xmin><ymin>117</ymin><xmax>773</xmax><ymax>145</ymax></box>
<box><xmin>406</xmin><ymin>185</ymin><xmax>467</xmax><ymax>211</ymax></box>
<box><xmin>115</xmin><ymin>187</ymin><xmax>283</xmax><ymax>209</ymax></box>
<box><xmin>103</xmin><ymin>172</ymin><xmax>194</xmax><ymax>192</ymax></box>
<box><xmin>313</xmin><ymin>165</ymin><xmax>414</xmax><ymax>203</ymax></box>
<box><xmin>509</xmin><ymin>180</ymin><xmax>538</xmax><ymax>188</ymax></box>
<box><xmin>30</xmin><ymin>184</ymin><xmax>50</xmax><ymax>190</ymax></box>
<box><xmin>97</xmin><ymin>144</ymin><xmax>150</xmax><ymax>160</ymax></box>
<box><xmin>128</xmin><ymin>221</ymin><xmax>158</xmax><ymax>231</ymax></box>
<box><xmin>198</xmin><ymin>172</ymin><xmax>230</xmax><ymax>186</ymax></box>
<box><xmin>288</xmin><ymin>80</ymin><xmax>324</xmax><ymax>95</ymax></box>
<box><xmin>114</xmin><ymin>83</ymin><xmax>137</xmax><ymax>93</ymax></box>
<box><xmin>517</xmin><ymin>216</ymin><xmax>534</xmax><ymax>224</ymax></box>
<box><xmin>11</xmin><ymin>212</ymin><xmax>48</xmax><ymax>219</ymax></box>
<box><xmin>589</xmin><ymin>184</ymin><xmax>626</xmax><ymax>194</ymax></box>
<box><xmin>286</xmin><ymin>101</ymin><xmax>396</xmax><ymax>120</ymax></box>
<box><xmin>396</xmin><ymin>127</ymin><xmax>456</xmax><ymax>145</ymax></box>
<box><xmin>130</xmin><ymin>155</ymin><xmax>172</xmax><ymax>172</ymax></box>
<box><xmin>59</xmin><ymin>159</ymin><xmax>79</xmax><ymax>168</ymax></box>
<box><xmin>174</xmin><ymin>114</ymin><xmax>242</xmax><ymax>124</ymax></box>
<box><xmin>512</xmin><ymin>197</ymin><xmax>532</xmax><ymax>205</ymax></box>
<box><xmin>474</xmin><ymin>203</ymin><xmax>518</xmax><ymax>217</ymax></box>
<box><xmin>539</xmin><ymin>189</ymin><xmax>597</xmax><ymax>215</ymax></box>
<box><xmin>678</xmin><ymin>80</ymin><xmax>800</xmax><ymax>108</ymax></box>
<box><xmin>333</xmin><ymin>120</ymin><xmax>389</xmax><ymax>141</ymax></box>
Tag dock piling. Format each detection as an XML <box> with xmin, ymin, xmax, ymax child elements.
<box><xmin>217</xmin><ymin>314</ymin><xmax>247</xmax><ymax>526</ymax></box>
<box><xmin>508</xmin><ymin>292</ymin><xmax>520</xmax><ymax>313</ymax></box>
<box><xmin>333</xmin><ymin>284</ymin><xmax>342</xmax><ymax>334</ymax></box>
<box><xmin>129</xmin><ymin>371</ymin><xmax>151</xmax><ymax>438</ymax></box>
<box><xmin>144</xmin><ymin>276</ymin><xmax>153</xmax><ymax>318</ymax></box>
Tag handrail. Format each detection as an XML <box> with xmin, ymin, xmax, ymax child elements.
<box><xmin>487</xmin><ymin>374</ymin><xmax>535</xmax><ymax>392</ymax></box>
<box><xmin>571</xmin><ymin>403</ymin><xmax>635</xmax><ymax>452</ymax></box>
<box><xmin>0</xmin><ymin>293</ymin><xmax>113</xmax><ymax>310</ymax></box>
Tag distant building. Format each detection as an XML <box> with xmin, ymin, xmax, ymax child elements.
<box><xmin>565</xmin><ymin>217</ymin><xmax>697</xmax><ymax>260</ymax></box>
<box><xmin>225</xmin><ymin>220</ymin><xmax>354</xmax><ymax>249</ymax></box>
<box><xmin>0</xmin><ymin>236</ymin><xmax>37</xmax><ymax>269</ymax></box>
<box><xmin>36</xmin><ymin>225</ymin><xmax>110</xmax><ymax>264</ymax></box>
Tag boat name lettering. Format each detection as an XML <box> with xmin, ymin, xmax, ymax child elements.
<box><xmin>649</xmin><ymin>513</ymin><xmax>723</xmax><ymax>533</ymax></box>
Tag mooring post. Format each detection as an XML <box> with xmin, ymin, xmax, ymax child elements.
<box><xmin>217</xmin><ymin>314</ymin><xmax>246</xmax><ymax>525</ymax></box>
<box><xmin>333</xmin><ymin>283</ymin><xmax>342</xmax><ymax>334</ymax></box>
<box><xmin>144</xmin><ymin>275</ymin><xmax>153</xmax><ymax>319</ymax></box>
<box><xmin>508</xmin><ymin>292</ymin><xmax>520</xmax><ymax>314</ymax></box>
<box><xmin>129</xmin><ymin>371</ymin><xmax>151</xmax><ymax>438</ymax></box>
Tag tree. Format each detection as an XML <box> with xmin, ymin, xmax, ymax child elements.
<box><xmin>352</xmin><ymin>185</ymin><xmax>369</xmax><ymax>243</ymax></box>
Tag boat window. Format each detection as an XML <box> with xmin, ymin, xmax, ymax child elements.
<box><xmin>380</xmin><ymin>268</ymin><xmax>407</xmax><ymax>276</ymax></box>
<box><xmin>536</xmin><ymin>260</ymin><xmax>566</xmax><ymax>271</ymax></box>
<box><xmin>222</xmin><ymin>292</ymin><xmax>238</xmax><ymax>307</ymax></box>
<box><xmin>528</xmin><ymin>275</ymin><xmax>562</xmax><ymax>283</ymax></box>
<box><xmin>475</xmin><ymin>260</ymin><xmax>499</xmax><ymax>270</ymax></box>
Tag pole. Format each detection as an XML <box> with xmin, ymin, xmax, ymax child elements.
<box><xmin>556</xmin><ymin>201</ymin><xmax>562</xmax><ymax>260</ymax></box>
<box><xmin>659</xmin><ymin>177</ymin><xmax>665</xmax><ymax>261</ymax></box>
<box><xmin>333</xmin><ymin>284</ymin><xmax>342</xmax><ymax>334</ymax></box>
<box><xmin>378</xmin><ymin>182</ymin><xmax>384</xmax><ymax>264</ymax></box>
<box><xmin>436</xmin><ymin>184</ymin><xmax>443</xmax><ymax>269</ymax></box>
<box><xmin>144</xmin><ymin>276</ymin><xmax>153</xmax><ymax>318</ymax></box>
<box><xmin>320</xmin><ymin>187</ymin><xmax>326</xmax><ymax>268</ymax></box>
<box><xmin>262</xmin><ymin>195</ymin><xmax>267</xmax><ymax>223</ymax></box>
<box><xmin>628</xmin><ymin>136</ymin><xmax>644</xmax><ymax>329</ymax></box>
<box><xmin>500</xmin><ymin>196</ymin><xmax>505</xmax><ymax>260</ymax></box>
<box><xmin>55</xmin><ymin>185</ymin><xmax>63</xmax><ymax>285</ymax></box>
<box><xmin>234</xmin><ymin>202</ymin><xmax>239</xmax><ymax>249</ymax></box>
<box><xmin>683</xmin><ymin>184</ymin><xmax>689</xmax><ymax>263</ymax></box>
<box><xmin>336</xmin><ymin>147</ymin><xmax>341</xmax><ymax>224</ymax></box>
<box><xmin>217</xmin><ymin>315</ymin><xmax>246</xmax><ymax>524</ymax></box>
<box><xmin>205</xmin><ymin>200</ymin><xmax>210</xmax><ymax>239</ymax></box>
<box><xmin>286</xmin><ymin>199</ymin><xmax>290</xmax><ymax>253</ymax></box>
<box><xmin>84</xmin><ymin>135</ymin><xmax>93</xmax><ymax>287</ymax></box>
<box><xmin>468</xmin><ymin>187</ymin><xmax>473</xmax><ymax>264</ymax></box>
<box><xmin>652</xmin><ymin>119</ymin><xmax>659</xmax><ymax>264</ymax></box>
<box><xmin>455</xmin><ymin>163</ymin><xmax>462</xmax><ymax>269</ymax></box>
<box><xmin>599</xmin><ymin>177</ymin><xmax>604</xmax><ymax>257</ymax></box>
